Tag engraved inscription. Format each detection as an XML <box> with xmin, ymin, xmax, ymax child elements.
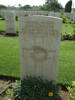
<box><xmin>21</xmin><ymin>21</ymin><xmax>57</xmax><ymax>36</ymax></box>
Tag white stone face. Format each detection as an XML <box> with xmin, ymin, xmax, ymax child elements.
<box><xmin>5</xmin><ymin>11</ymin><xmax>16</xmax><ymax>34</ymax></box>
<box><xmin>19</xmin><ymin>16</ymin><xmax>62</xmax><ymax>81</ymax></box>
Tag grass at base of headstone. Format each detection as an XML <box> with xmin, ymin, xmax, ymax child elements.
<box><xmin>0</xmin><ymin>35</ymin><xmax>75</xmax><ymax>85</ymax></box>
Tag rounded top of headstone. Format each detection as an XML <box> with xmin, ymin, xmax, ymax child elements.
<box><xmin>19</xmin><ymin>15</ymin><xmax>62</xmax><ymax>24</ymax></box>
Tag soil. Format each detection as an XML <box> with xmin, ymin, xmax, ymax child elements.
<box><xmin>0</xmin><ymin>75</ymin><xmax>19</xmax><ymax>100</ymax></box>
<box><xmin>0</xmin><ymin>76</ymin><xmax>70</xmax><ymax>100</ymax></box>
<box><xmin>0</xmin><ymin>79</ymin><xmax>14</xmax><ymax>100</ymax></box>
<box><xmin>0</xmin><ymin>31</ymin><xmax>18</xmax><ymax>36</ymax></box>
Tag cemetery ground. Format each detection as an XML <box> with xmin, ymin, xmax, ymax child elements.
<box><xmin>0</xmin><ymin>35</ymin><xmax>75</xmax><ymax>85</ymax></box>
<box><xmin>0</xmin><ymin>20</ymin><xmax>75</xmax><ymax>100</ymax></box>
<box><xmin>0</xmin><ymin>34</ymin><xmax>75</xmax><ymax>100</ymax></box>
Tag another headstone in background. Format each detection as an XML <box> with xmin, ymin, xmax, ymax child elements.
<box><xmin>18</xmin><ymin>10</ymin><xmax>25</xmax><ymax>18</ymax></box>
<box><xmin>48</xmin><ymin>12</ymin><xmax>55</xmax><ymax>16</ymax></box>
<box><xmin>69</xmin><ymin>13</ymin><xmax>75</xmax><ymax>22</ymax></box>
<box><xmin>48</xmin><ymin>12</ymin><xmax>60</xmax><ymax>18</ymax></box>
<box><xmin>19</xmin><ymin>16</ymin><xmax>62</xmax><ymax>81</ymax></box>
<box><xmin>5</xmin><ymin>10</ymin><xmax>16</xmax><ymax>35</ymax></box>
<box><xmin>64</xmin><ymin>13</ymin><xmax>71</xmax><ymax>19</ymax></box>
<box><xmin>72</xmin><ymin>13</ymin><xmax>75</xmax><ymax>22</ymax></box>
<box><xmin>54</xmin><ymin>12</ymin><xmax>60</xmax><ymax>18</ymax></box>
<box><xmin>1</xmin><ymin>10</ymin><xmax>6</xmax><ymax>20</ymax></box>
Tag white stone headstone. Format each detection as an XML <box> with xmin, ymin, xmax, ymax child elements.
<box><xmin>54</xmin><ymin>13</ymin><xmax>60</xmax><ymax>18</ymax></box>
<box><xmin>18</xmin><ymin>11</ymin><xmax>25</xmax><ymax>18</ymax></box>
<box><xmin>72</xmin><ymin>13</ymin><xmax>75</xmax><ymax>22</ymax></box>
<box><xmin>69</xmin><ymin>13</ymin><xmax>75</xmax><ymax>22</ymax></box>
<box><xmin>5</xmin><ymin>11</ymin><xmax>16</xmax><ymax>34</ymax></box>
<box><xmin>48</xmin><ymin>12</ymin><xmax>60</xmax><ymax>18</ymax></box>
<box><xmin>19</xmin><ymin>16</ymin><xmax>62</xmax><ymax>81</ymax></box>
<box><xmin>1</xmin><ymin>10</ymin><xmax>6</xmax><ymax>19</ymax></box>
<box><xmin>48</xmin><ymin>12</ymin><xmax>55</xmax><ymax>16</ymax></box>
<box><xmin>64</xmin><ymin>13</ymin><xmax>71</xmax><ymax>19</ymax></box>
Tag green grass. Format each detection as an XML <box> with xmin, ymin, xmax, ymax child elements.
<box><xmin>62</xmin><ymin>24</ymin><xmax>75</xmax><ymax>34</ymax></box>
<box><xmin>0</xmin><ymin>36</ymin><xmax>20</xmax><ymax>77</ymax></box>
<box><xmin>0</xmin><ymin>35</ymin><xmax>75</xmax><ymax>85</ymax></box>
<box><xmin>0</xmin><ymin>20</ymin><xmax>6</xmax><ymax>31</ymax></box>
<box><xmin>58</xmin><ymin>41</ymin><xmax>75</xmax><ymax>85</ymax></box>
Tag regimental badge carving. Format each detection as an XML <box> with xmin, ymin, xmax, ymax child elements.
<box><xmin>32</xmin><ymin>46</ymin><xmax>48</xmax><ymax>62</ymax></box>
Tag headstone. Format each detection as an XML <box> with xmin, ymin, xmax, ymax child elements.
<box><xmin>48</xmin><ymin>12</ymin><xmax>60</xmax><ymax>18</ymax></box>
<box><xmin>19</xmin><ymin>16</ymin><xmax>62</xmax><ymax>81</ymax></box>
<box><xmin>64</xmin><ymin>13</ymin><xmax>71</xmax><ymax>19</ymax></box>
<box><xmin>54</xmin><ymin>12</ymin><xmax>60</xmax><ymax>18</ymax></box>
<box><xmin>18</xmin><ymin>10</ymin><xmax>25</xmax><ymax>18</ymax></box>
<box><xmin>5</xmin><ymin>11</ymin><xmax>16</xmax><ymax>35</ymax></box>
<box><xmin>48</xmin><ymin>12</ymin><xmax>55</xmax><ymax>16</ymax></box>
<box><xmin>1</xmin><ymin>10</ymin><xmax>6</xmax><ymax>19</ymax></box>
<box><xmin>72</xmin><ymin>13</ymin><xmax>75</xmax><ymax>22</ymax></box>
<box><xmin>69</xmin><ymin>13</ymin><xmax>75</xmax><ymax>22</ymax></box>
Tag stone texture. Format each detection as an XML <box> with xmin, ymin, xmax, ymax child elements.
<box><xmin>5</xmin><ymin>11</ymin><xmax>16</xmax><ymax>34</ymax></box>
<box><xmin>19</xmin><ymin>16</ymin><xmax>62</xmax><ymax>81</ymax></box>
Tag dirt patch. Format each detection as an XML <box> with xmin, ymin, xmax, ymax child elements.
<box><xmin>60</xmin><ymin>90</ymin><xmax>70</xmax><ymax>100</ymax></box>
<box><xmin>0</xmin><ymin>76</ymin><xmax>70</xmax><ymax>100</ymax></box>
<box><xmin>0</xmin><ymin>79</ymin><xmax>15</xmax><ymax>100</ymax></box>
<box><xmin>0</xmin><ymin>31</ymin><xmax>5</xmax><ymax>35</ymax></box>
<box><xmin>0</xmin><ymin>31</ymin><xmax>18</xmax><ymax>36</ymax></box>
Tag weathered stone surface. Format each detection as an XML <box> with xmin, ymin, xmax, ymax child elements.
<box><xmin>19</xmin><ymin>16</ymin><xmax>62</xmax><ymax>81</ymax></box>
<box><xmin>5</xmin><ymin>11</ymin><xmax>16</xmax><ymax>34</ymax></box>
